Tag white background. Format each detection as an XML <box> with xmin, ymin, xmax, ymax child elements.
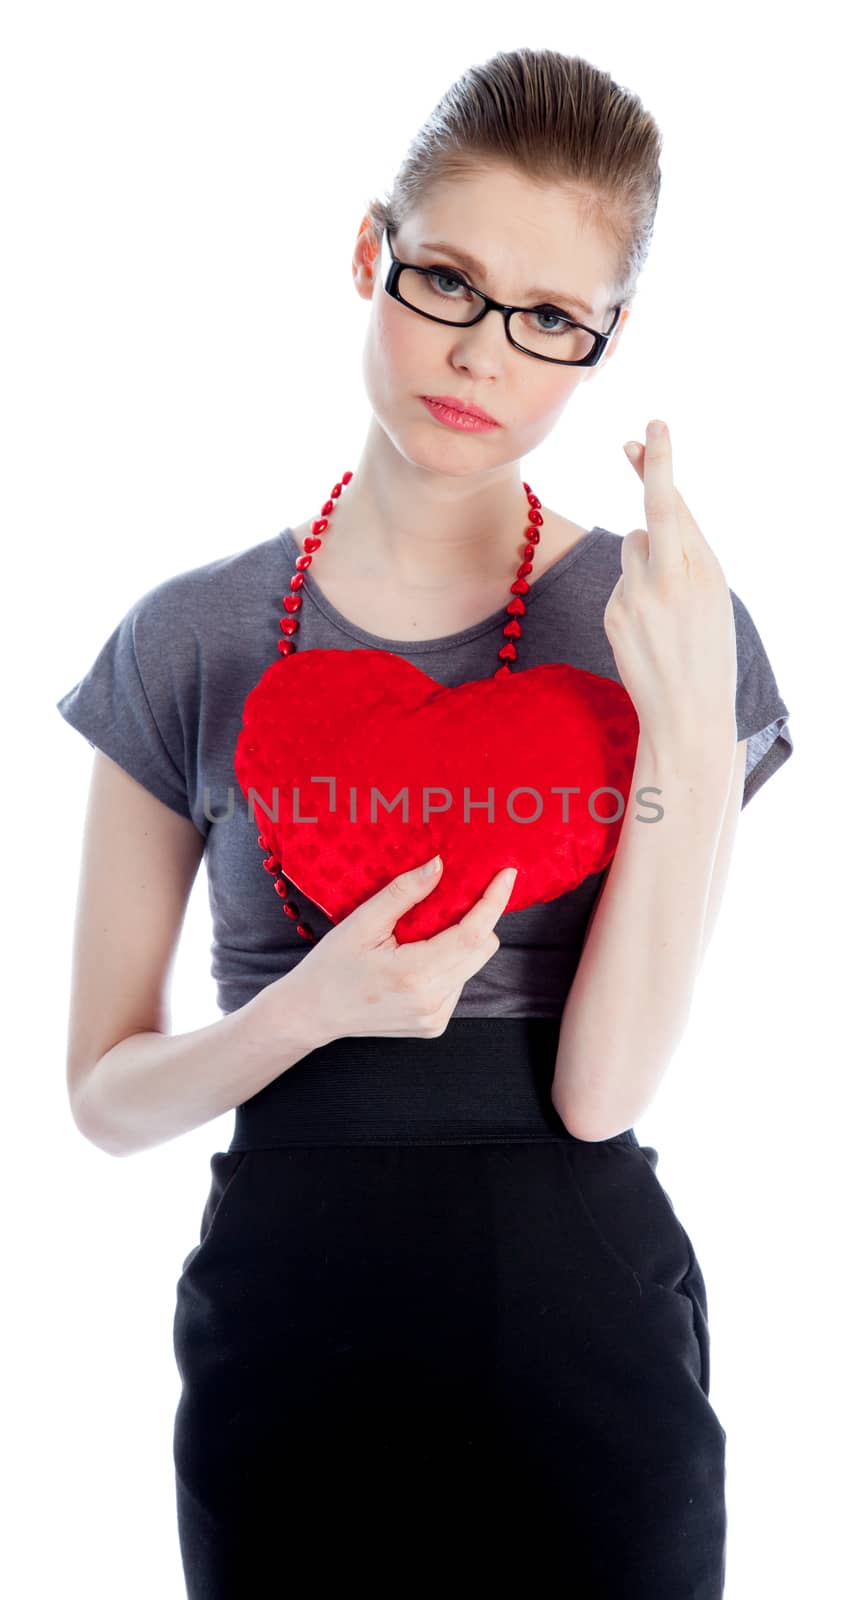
<box><xmin>5</xmin><ymin>2</ymin><xmax>855</xmax><ymax>1594</ymax></box>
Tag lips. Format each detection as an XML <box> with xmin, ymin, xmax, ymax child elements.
<box><xmin>422</xmin><ymin>394</ymin><xmax>499</xmax><ymax>425</ymax></box>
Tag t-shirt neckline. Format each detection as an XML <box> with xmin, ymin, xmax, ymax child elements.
<box><xmin>278</xmin><ymin>524</ymin><xmax>604</xmax><ymax>653</ymax></box>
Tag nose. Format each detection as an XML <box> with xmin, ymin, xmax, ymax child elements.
<box><xmin>447</xmin><ymin>305</ymin><xmax>510</xmax><ymax>374</ymax></box>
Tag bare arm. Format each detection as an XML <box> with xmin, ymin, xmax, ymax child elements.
<box><xmin>550</xmin><ymin>727</ymin><xmax>743</xmax><ymax>1141</ymax></box>
<box><xmin>65</xmin><ymin>752</ymin><xmax>325</xmax><ymax>1158</ymax></box>
<box><xmin>694</xmin><ymin>736</ymin><xmax>746</xmax><ymax>971</ymax></box>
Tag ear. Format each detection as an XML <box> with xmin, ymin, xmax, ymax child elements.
<box><xmin>352</xmin><ymin>215</ymin><xmax>381</xmax><ymax>302</ymax></box>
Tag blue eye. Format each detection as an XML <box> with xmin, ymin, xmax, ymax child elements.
<box><xmin>428</xmin><ymin>269</ymin><xmax>470</xmax><ymax>297</ymax></box>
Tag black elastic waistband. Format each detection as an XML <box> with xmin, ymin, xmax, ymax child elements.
<box><xmin>227</xmin><ymin>1016</ymin><xmax>638</xmax><ymax>1150</ymax></box>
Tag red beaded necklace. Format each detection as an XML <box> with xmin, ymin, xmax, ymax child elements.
<box><xmin>255</xmin><ymin>469</ymin><xmax>546</xmax><ymax>946</ymax></box>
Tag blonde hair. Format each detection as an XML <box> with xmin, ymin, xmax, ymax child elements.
<box><xmin>363</xmin><ymin>47</ymin><xmax>663</xmax><ymax>322</ymax></box>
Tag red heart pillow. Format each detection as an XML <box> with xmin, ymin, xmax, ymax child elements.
<box><xmin>234</xmin><ymin>648</ymin><xmax>639</xmax><ymax>944</ymax></box>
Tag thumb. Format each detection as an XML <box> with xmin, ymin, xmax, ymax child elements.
<box><xmin>623</xmin><ymin>440</ymin><xmax>644</xmax><ymax>473</ymax></box>
<box><xmin>359</xmin><ymin>854</ymin><xmax>443</xmax><ymax>936</ymax></box>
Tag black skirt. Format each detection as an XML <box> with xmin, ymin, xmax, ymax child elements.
<box><xmin>172</xmin><ymin>1018</ymin><xmax>727</xmax><ymax>1596</ymax></box>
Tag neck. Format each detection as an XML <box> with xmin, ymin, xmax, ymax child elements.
<box><xmin>325</xmin><ymin>417</ymin><xmax>530</xmax><ymax>588</ymax></box>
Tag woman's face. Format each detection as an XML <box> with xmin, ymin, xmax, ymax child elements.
<box><xmin>352</xmin><ymin>165</ymin><xmax>629</xmax><ymax>471</ymax></box>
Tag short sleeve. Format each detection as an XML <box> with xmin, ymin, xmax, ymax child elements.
<box><xmin>55</xmin><ymin>582</ymin><xmax>195</xmax><ymax>823</ymax></box>
<box><xmin>731</xmin><ymin>588</ymin><xmax>794</xmax><ymax>808</ymax></box>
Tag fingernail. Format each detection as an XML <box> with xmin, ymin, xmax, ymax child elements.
<box><xmin>421</xmin><ymin>854</ymin><xmax>441</xmax><ymax>877</ymax></box>
<box><xmin>648</xmin><ymin>419</ymin><xmax>667</xmax><ymax>438</ymax></box>
<box><xmin>623</xmin><ymin>442</ymin><xmax>637</xmax><ymax>460</ymax></box>
<box><xmin>503</xmin><ymin>867</ymin><xmax>518</xmax><ymax>888</ymax></box>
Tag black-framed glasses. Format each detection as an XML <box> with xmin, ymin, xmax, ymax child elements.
<box><xmin>381</xmin><ymin>226</ymin><xmax>623</xmax><ymax>367</ymax></box>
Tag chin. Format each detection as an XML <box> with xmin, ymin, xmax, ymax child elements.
<box><xmin>405</xmin><ymin>428</ymin><xmax>498</xmax><ymax>477</ymax></box>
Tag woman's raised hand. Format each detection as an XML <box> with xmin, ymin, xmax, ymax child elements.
<box><xmin>607</xmin><ymin>419</ymin><xmax>738</xmax><ymax>746</ymax></box>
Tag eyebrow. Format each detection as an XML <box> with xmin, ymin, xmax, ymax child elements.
<box><xmin>415</xmin><ymin>238</ymin><xmax>596</xmax><ymax>319</ymax></box>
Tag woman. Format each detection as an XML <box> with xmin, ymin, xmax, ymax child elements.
<box><xmin>56</xmin><ymin>48</ymin><xmax>792</xmax><ymax>1596</ymax></box>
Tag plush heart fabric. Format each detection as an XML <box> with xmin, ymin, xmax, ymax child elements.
<box><xmin>234</xmin><ymin>648</ymin><xmax>640</xmax><ymax>944</ymax></box>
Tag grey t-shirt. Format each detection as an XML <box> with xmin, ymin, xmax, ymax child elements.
<box><xmin>55</xmin><ymin>524</ymin><xmax>793</xmax><ymax>1019</ymax></box>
